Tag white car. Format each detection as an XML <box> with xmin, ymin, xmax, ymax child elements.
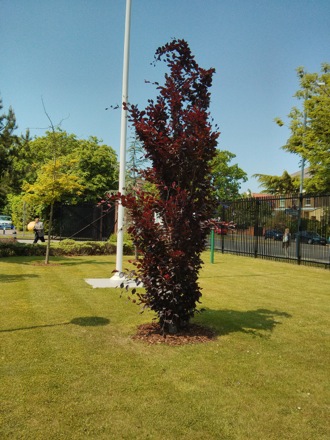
<box><xmin>0</xmin><ymin>215</ymin><xmax>14</xmax><ymax>229</ymax></box>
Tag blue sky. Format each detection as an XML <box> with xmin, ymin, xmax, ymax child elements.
<box><xmin>1</xmin><ymin>0</ymin><xmax>329</xmax><ymax>192</ymax></box>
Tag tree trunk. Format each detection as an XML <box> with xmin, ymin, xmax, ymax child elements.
<box><xmin>45</xmin><ymin>203</ymin><xmax>54</xmax><ymax>264</ymax></box>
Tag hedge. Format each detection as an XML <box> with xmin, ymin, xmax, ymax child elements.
<box><xmin>0</xmin><ymin>239</ymin><xmax>134</xmax><ymax>258</ymax></box>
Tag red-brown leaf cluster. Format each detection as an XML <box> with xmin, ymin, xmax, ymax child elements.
<box><xmin>104</xmin><ymin>40</ymin><xmax>219</xmax><ymax>334</ymax></box>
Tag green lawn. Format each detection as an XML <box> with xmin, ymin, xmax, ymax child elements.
<box><xmin>1</xmin><ymin>253</ymin><xmax>329</xmax><ymax>440</ymax></box>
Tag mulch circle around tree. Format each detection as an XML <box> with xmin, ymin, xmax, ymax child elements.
<box><xmin>132</xmin><ymin>322</ymin><xmax>217</xmax><ymax>346</ymax></box>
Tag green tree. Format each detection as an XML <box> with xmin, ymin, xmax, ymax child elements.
<box><xmin>6</xmin><ymin>193</ymin><xmax>34</xmax><ymax>231</ymax></box>
<box><xmin>23</xmin><ymin>157</ymin><xmax>84</xmax><ymax>263</ymax></box>
<box><xmin>275</xmin><ymin>63</ymin><xmax>330</xmax><ymax>193</ymax></box>
<box><xmin>0</xmin><ymin>97</ymin><xmax>17</xmax><ymax>210</ymax></box>
<box><xmin>253</xmin><ymin>170</ymin><xmax>299</xmax><ymax>194</ymax></box>
<box><xmin>211</xmin><ymin>149</ymin><xmax>247</xmax><ymax>201</ymax></box>
<box><xmin>12</xmin><ymin>131</ymin><xmax>78</xmax><ymax>188</ymax></box>
<box><xmin>12</xmin><ymin>131</ymin><xmax>118</xmax><ymax>203</ymax></box>
<box><xmin>70</xmin><ymin>136</ymin><xmax>118</xmax><ymax>201</ymax></box>
<box><xmin>22</xmin><ymin>105</ymin><xmax>84</xmax><ymax>263</ymax></box>
<box><xmin>8</xmin><ymin>130</ymin><xmax>33</xmax><ymax>195</ymax></box>
<box><xmin>125</xmin><ymin>136</ymin><xmax>146</xmax><ymax>191</ymax></box>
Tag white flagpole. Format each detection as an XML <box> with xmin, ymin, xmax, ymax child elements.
<box><xmin>115</xmin><ymin>0</ymin><xmax>132</xmax><ymax>275</ymax></box>
<box><xmin>85</xmin><ymin>3</ymin><xmax>132</xmax><ymax>288</ymax></box>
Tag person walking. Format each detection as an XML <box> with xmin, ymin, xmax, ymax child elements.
<box><xmin>33</xmin><ymin>217</ymin><xmax>45</xmax><ymax>243</ymax></box>
<box><xmin>282</xmin><ymin>227</ymin><xmax>291</xmax><ymax>254</ymax></box>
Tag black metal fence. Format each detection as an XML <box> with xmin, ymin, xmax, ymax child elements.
<box><xmin>51</xmin><ymin>203</ymin><xmax>115</xmax><ymax>241</ymax></box>
<box><xmin>209</xmin><ymin>194</ymin><xmax>330</xmax><ymax>269</ymax></box>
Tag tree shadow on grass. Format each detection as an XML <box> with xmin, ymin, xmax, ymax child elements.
<box><xmin>0</xmin><ymin>273</ymin><xmax>39</xmax><ymax>283</ymax></box>
<box><xmin>0</xmin><ymin>316</ymin><xmax>110</xmax><ymax>333</ymax></box>
<box><xmin>70</xmin><ymin>317</ymin><xmax>110</xmax><ymax>326</ymax></box>
<box><xmin>195</xmin><ymin>308</ymin><xmax>292</xmax><ymax>338</ymax></box>
<box><xmin>202</xmin><ymin>272</ymin><xmax>288</xmax><ymax>279</ymax></box>
<box><xmin>49</xmin><ymin>259</ymin><xmax>115</xmax><ymax>266</ymax></box>
<box><xmin>6</xmin><ymin>257</ymin><xmax>113</xmax><ymax>266</ymax></box>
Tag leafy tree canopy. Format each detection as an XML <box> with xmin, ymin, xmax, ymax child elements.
<box><xmin>125</xmin><ymin>137</ymin><xmax>148</xmax><ymax>191</ymax></box>
<box><xmin>23</xmin><ymin>157</ymin><xmax>84</xmax><ymax>207</ymax></box>
<box><xmin>0</xmin><ymin>97</ymin><xmax>17</xmax><ymax>165</ymax></box>
<box><xmin>11</xmin><ymin>131</ymin><xmax>78</xmax><ymax>189</ymax></box>
<box><xmin>211</xmin><ymin>149</ymin><xmax>247</xmax><ymax>201</ymax></box>
<box><xmin>275</xmin><ymin>63</ymin><xmax>330</xmax><ymax>193</ymax></box>
<box><xmin>253</xmin><ymin>170</ymin><xmax>299</xmax><ymax>195</ymax></box>
<box><xmin>12</xmin><ymin>131</ymin><xmax>118</xmax><ymax>203</ymax></box>
<box><xmin>23</xmin><ymin>154</ymin><xmax>85</xmax><ymax>264</ymax></box>
<box><xmin>0</xmin><ymin>97</ymin><xmax>17</xmax><ymax>210</ymax></box>
<box><xmin>69</xmin><ymin>136</ymin><xmax>118</xmax><ymax>201</ymax></box>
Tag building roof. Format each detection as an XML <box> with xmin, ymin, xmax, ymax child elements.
<box><xmin>290</xmin><ymin>167</ymin><xmax>311</xmax><ymax>179</ymax></box>
<box><xmin>251</xmin><ymin>193</ymin><xmax>274</xmax><ymax>198</ymax></box>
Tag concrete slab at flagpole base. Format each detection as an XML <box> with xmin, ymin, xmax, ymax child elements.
<box><xmin>85</xmin><ymin>274</ymin><xmax>143</xmax><ymax>289</ymax></box>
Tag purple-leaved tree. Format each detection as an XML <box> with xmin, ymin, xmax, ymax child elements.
<box><xmin>111</xmin><ymin>39</ymin><xmax>219</xmax><ymax>334</ymax></box>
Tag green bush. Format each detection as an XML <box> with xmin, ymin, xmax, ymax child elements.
<box><xmin>0</xmin><ymin>239</ymin><xmax>134</xmax><ymax>258</ymax></box>
<box><xmin>51</xmin><ymin>240</ymin><xmax>117</xmax><ymax>256</ymax></box>
<box><xmin>108</xmin><ymin>232</ymin><xmax>133</xmax><ymax>247</ymax></box>
<box><xmin>0</xmin><ymin>241</ymin><xmax>46</xmax><ymax>257</ymax></box>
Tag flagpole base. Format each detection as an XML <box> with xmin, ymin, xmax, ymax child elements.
<box><xmin>85</xmin><ymin>273</ymin><xmax>142</xmax><ymax>289</ymax></box>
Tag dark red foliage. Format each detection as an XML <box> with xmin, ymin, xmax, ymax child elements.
<box><xmin>114</xmin><ymin>39</ymin><xmax>219</xmax><ymax>333</ymax></box>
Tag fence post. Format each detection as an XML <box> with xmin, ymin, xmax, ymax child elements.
<box><xmin>296</xmin><ymin>192</ymin><xmax>303</xmax><ymax>265</ymax></box>
<box><xmin>221</xmin><ymin>203</ymin><xmax>226</xmax><ymax>253</ymax></box>
<box><xmin>254</xmin><ymin>199</ymin><xmax>260</xmax><ymax>258</ymax></box>
<box><xmin>210</xmin><ymin>228</ymin><xmax>215</xmax><ymax>264</ymax></box>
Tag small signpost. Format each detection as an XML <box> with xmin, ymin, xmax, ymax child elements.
<box><xmin>285</xmin><ymin>208</ymin><xmax>299</xmax><ymax>217</ymax></box>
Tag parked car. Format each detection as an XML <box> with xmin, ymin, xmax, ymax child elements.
<box><xmin>293</xmin><ymin>231</ymin><xmax>327</xmax><ymax>245</ymax></box>
<box><xmin>0</xmin><ymin>215</ymin><xmax>14</xmax><ymax>229</ymax></box>
<box><xmin>264</xmin><ymin>229</ymin><xmax>283</xmax><ymax>241</ymax></box>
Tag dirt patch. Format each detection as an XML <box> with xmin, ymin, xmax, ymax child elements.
<box><xmin>31</xmin><ymin>262</ymin><xmax>60</xmax><ymax>266</ymax></box>
<box><xmin>132</xmin><ymin>322</ymin><xmax>217</xmax><ymax>346</ymax></box>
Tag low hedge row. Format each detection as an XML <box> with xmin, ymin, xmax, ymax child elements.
<box><xmin>0</xmin><ymin>239</ymin><xmax>134</xmax><ymax>258</ymax></box>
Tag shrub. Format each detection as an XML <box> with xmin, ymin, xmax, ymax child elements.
<box><xmin>105</xmin><ymin>40</ymin><xmax>219</xmax><ymax>334</ymax></box>
<box><xmin>0</xmin><ymin>239</ymin><xmax>133</xmax><ymax>258</ymax></box>
<box><xmin>108</xmin><ymin>232</ymin><xmax>133</xmax><ymax>247</ymax></box>
<box><xmin>0</xmin><ymin>241</ymin><xmax>46</xmax><ymax>257</ymax></box>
